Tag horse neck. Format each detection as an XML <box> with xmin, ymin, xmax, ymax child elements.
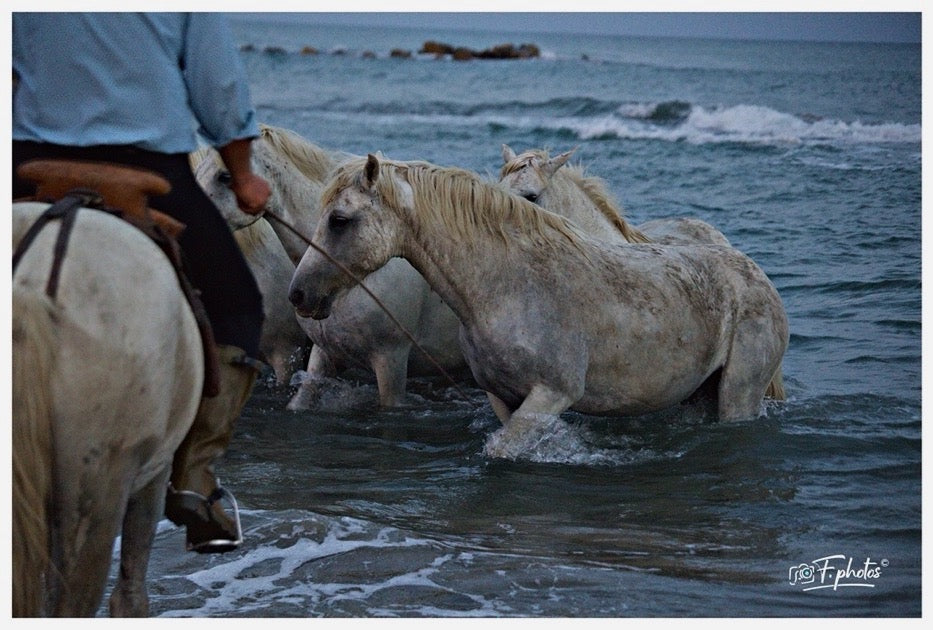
<box><xmin>394</xmin><ymin>172</ymin><xmax>586</xmax><ymax>325</ymax></box>
<box><xmin>396</xmin><ymin>213</ymin><xmax>495</xmax><ymax>326</ymax></box>
<box><xmin>540</xmin><ymin>171</ymin><xmax>621</xmax><ymax>240</ymax></box>
<box><xmin>259</xmin><ymin>148</ymin><xmax>330</xmax><ymax>264</ymax></box>
<box><xmin>543</xmin><ymin>170</ymin><xmax>650</xmax><ymax>244</ymax></box>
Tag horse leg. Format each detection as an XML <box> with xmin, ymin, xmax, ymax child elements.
<box><xmin>109</xmin><ymin>468</ymin><xmax>170</xmax><ymax>617</ymax></box>
<box><xmin>50</xmin><ymin>474</ymin><xmax>127</xmax><ymax>616</ymax></box>
<box><xmin>718</xmin><ymin>319</ymin><xmax>786</xmax><ymax>421</ymax></box>
<box><xmin>286</xmin><ymin>345</ymin><xmax>334</xmax><ymax>411</ymax></box>
<box><xmin>371</xmin><ymin>346</ymin><xmax>410</xmax><ymax>407</ymax></box>
<box><xmin>484</xmin><ymin>384</ymin><xmax>578</xmax><ymax>460</ymax></box>
<box><xmin>486</xmin><ymin>392</ymin><xmax>513</xmax><ymax>425</ymax></box>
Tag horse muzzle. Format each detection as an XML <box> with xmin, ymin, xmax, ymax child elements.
<box><xmin>288</xmin><ymin>285</ymin><xmax>336</xmax><ymax>320</ymax></box>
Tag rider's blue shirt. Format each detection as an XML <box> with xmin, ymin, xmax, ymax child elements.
<box><xmin>12</xmin><ymin>13</ymin><xmax>259</xmax><ymax>153</ymax></box>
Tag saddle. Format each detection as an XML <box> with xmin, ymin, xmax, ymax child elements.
<box><xmin>13</xmin><ymin>159</ymin><xmax>221</xmax><ymax>397</ymax></box>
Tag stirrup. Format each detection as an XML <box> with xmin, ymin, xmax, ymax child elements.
<box><xmin>166</xmin><ymin>483</ymin><xmax>243</xmax><ymax>554</ymax></box>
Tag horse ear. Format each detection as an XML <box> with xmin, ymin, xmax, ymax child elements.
<box><xmin>364</xmin><ymin>154</ymin><xmax>380</xmax><ymax>188</ymax></box>
<box><xmin>502</xmin><ymin>144</ymin><xmax>517</xmax><ymax>163</ymax></box>
<box><xmin>545</xmin><ymin>148</ymin><xmax>576</xmax><ymax>175</ymax></box>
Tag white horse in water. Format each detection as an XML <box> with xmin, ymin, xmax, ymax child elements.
<box><xmin>233</xmin><ymin>218</ymin><xmax>308</xmax><ymax>384</ymax></box>
<box><xmin>13</xmin><ymin>201</ymin><xmax>204</xmax><ymax>616</ymax></box>
<box><xmin>499</xmin><ymin>145</ymin><xmax>783</xmax><ymax>399</ymax></box>
<box><xmin>499</xmin><ymin>145</ymin><xmax>732</xmax><ymax>246</ymax></box>
<box><xmin>290</xmin><ymin>155</ymin><xmax>789</xmax><ymax>460</ymax></box>
<box><xmin>192</xmin><ymin>125</ymin><xmax>466</xmax><ymax>407</ymax></box>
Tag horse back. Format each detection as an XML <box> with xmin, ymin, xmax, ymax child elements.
<box><xmin>13</xmin><ymin>202</ymin><xmax>204</xmax><ymax>487</ymax></box>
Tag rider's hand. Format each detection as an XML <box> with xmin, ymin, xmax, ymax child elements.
<box><xmin>230</xmin><ymin>172</ymin><xmax>271</xmax><ymax>215</ymax></box>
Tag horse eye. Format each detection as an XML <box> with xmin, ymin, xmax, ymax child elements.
<box><xmin>217</xmin><ymin>171</ymin><xmax>232</xmax><ymax>186</ymax></box>
<box><xmin>523</xmin><ymin>193</ymin><xmax>539</xmax><ymax>203</ymax></box>
<box><xmin>328</xmin><ymin>214</ymin><xmax>352</xmax><ymax>231</ymax></box>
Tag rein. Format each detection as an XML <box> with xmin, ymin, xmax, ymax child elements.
<box><xmin>262</xmin><ymin>209</ymin><xmax>471</xmax><ymax>403</ymax></box>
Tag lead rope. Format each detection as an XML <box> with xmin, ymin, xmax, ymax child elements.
<box><xmin>263</xmin><ymin>210</ymin><xmax>471</xmax><ymax>403</ymax></box>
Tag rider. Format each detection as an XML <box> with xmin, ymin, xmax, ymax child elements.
<box><xmin>12</xmin><ymin>13</ymin><xmax>270</xmax><ymax>553</ymax></box>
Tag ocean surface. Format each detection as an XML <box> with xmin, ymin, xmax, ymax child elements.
<box><xmin>104</xmin><ymin>16</ymin><xmax>921</xmax><ymax>617</ymax></box>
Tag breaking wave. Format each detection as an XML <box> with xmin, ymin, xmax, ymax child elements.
<box><xmin>300</xmin><ymin>97</ymin><xmax>920</xmax><ymax>148</ymax></box>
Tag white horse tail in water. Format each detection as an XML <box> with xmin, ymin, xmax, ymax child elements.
<box><xmin>12</xmin><ymin>287</ymin><xmax>57</xmax><ymax>617</ymax></box>
<box><xmin>766</xmin><ymin>368</ymin><xmax>786</xmax><ymax>400</ymax></box>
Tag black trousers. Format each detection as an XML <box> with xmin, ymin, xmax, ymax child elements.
<box><xmin>13</xmin><ymin>141</ymin><xmax>264</xmax><ymax>359</ymax></box>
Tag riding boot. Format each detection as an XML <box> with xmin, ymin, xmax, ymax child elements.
<box><xmin>164</xmin><ymin>344</ymin><xmax>259</xmax><ymax>553</ymax></box>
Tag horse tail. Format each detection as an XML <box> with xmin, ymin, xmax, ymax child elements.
<box><xmin>12</xmin><ymin>287</ymin><xmax>58</xmax><ymax>617</ymax></box>
<box><xmin>765</xmin><ymin>365</ymin><xmax>786</xmax><ymax>401</ymax></box>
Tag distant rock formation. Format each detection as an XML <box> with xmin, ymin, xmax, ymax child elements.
<box><xmin>418</xmin><ymin>40</ymin><xmax>541</xmax><ymax>60</ymax></box>
<box><xmin>238</xmin><ymin>40</ymin><xmax>542</xmax><ymax>61</ymax></box>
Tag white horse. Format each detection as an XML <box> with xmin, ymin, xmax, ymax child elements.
<box><xmin>290</xmin><ymin>155</ymin><xmax>789</xmax><ymax>459</ymax></box>
<box><xmin>190</xmin><ymin>133</ymin><xmax>319</xmax><ymax>385</ymax></box>
<box><xmin>499</xmin><ymin>145</ymin><xmax>732</xmax><ymax>246</ymax></box>
<box><xmin>193</xmin><ymin>125</ymin><xmax>466</xmax><ymax>407</ymax></box>
<box><xmin>13</xmin><ymin>199</ymin><xmax>204</xmax><ymax>616</ymax></box>
<box><xmin>499</xmin><ymin>145</ymin><xmax>783</xmax><ymax>399</ymax></box>
<box><xmin>232</xmin><ymin>218</ymin><xmax>309</xmax><ymax>384</ymax></box>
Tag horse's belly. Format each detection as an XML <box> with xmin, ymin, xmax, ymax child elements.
<box><xmin>572</xmin><ymin>379</ymin><xmax>701</xmax><ymax>416</ymax></box>
<box><xmin>575</xmin><ymin>326</ymin><xmax>725</xmax><ymax>416</ymax></box>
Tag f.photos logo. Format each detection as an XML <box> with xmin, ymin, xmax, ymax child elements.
<box><xmin>788</xmin><ymin>555</ymin><xmax>889</xmax><ymax>592</ymax></box>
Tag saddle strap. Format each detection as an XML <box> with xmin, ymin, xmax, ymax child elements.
<box><xmin>12</xmin><ymin>190</ymin><xmax>102</xmax><ymax>299</ymax></box>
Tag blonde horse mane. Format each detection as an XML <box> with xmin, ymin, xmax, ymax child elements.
<box><xmin>188</xmin><ymin>124</ymin><xmax>342</xmax><ymax>183</ymax></box>
<box><xmin>326</xmin><ymin>157</ymin><xmax>592</xmax><ymax>257</ymax></box>
<box><xmin>12</xmin><ymin>288</ymin><xmax>57</xmax><ymax>617</ymax></box>
<box><xmin>188</xmin><ymin>144</ymin><xmax>222</xmax><ymax>172</ymax></box>
<box><xmin>257</xmin><ymin>124</ymin><xmax>343</xmax><ymax>183</ymax></box>
<box><xmin>502</xmin><ymin>149</ymin><xmax>651</xmax><ymax>244</ymax></box>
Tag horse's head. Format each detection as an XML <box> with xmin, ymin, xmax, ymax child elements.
<box><xmin>191</xmin><ymin>144</ymin><xmax>269</xmax><ymax>230</ymax></box>
<box><xmin>499</xmin><ymin>144</ymin><xmax>575</xmax><ymax>204</ymax></box>
<box><xmin>288</xmin><ymin>154</ymin><xmax>406</xmax><ymax>320</ymax></box>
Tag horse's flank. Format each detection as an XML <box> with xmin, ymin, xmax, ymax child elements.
<box><xmin>12</xmin><ymin>202</ymin><xmax>204</xmax><ymax>615</ymax></box>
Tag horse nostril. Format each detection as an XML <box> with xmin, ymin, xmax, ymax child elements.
<box><xmin>217</xmin><ymin>171</ymin><xmax>232</xmax><ymax>186</ymax></box>
<box><xmin>288</xmin><ymin>287</ymin><xmax>304</xmax><ymax>307</ymax></box>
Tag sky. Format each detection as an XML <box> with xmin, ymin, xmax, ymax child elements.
<box><xmin>10</xmin><ymin>3</ymin><xmax>923</xmax><ymax>43</ymax></box>
<box><xmin>238</xmin><ymin>10</ymin><xmax>921</xmax><ymax>44</ymax></box>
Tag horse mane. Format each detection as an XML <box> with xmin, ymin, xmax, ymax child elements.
<box><xmin>258</xmin><ymin>124</ymin><xmax>344</xmax><ymax>183</ymax></box>
<box><xmin>502</xmin><ymin>149</ymin><xmax>651</xmax><ymax>244</ymax></box>
<box><xmin>557</xmin><ymin>164</ymin><xmax>651</xmax><ymax>243</ymax></box>
<box><xmin>188</xmin><ymin>144</ymin><xmax>222</xmax><ymax>172</ymax></box>
<box><xmin>326</xmin><ymin>157</ymin><xmax>591</xmax><ymax>257</ymax></box>
<box><xmin>188</xmin><ymin>124</ymin><xmax>344</xmax><ymax>184</ymax></box>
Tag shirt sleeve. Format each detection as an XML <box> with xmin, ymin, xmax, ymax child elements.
<box><xmin>181</xmin><ymin>14</ymin><xmax>260</xmax><ymax>148</ymax></box>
